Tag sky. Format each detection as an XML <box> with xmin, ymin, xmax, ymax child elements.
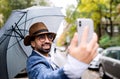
<box><xmin>50</xmin><ymin>0</ymin><xmax>77</xmax><ymax>7</ymax></box>
<box><xmin>49</xmin><ymin>0</ymin><xmax>77</xmax><ymax>37</ymax></box>
<box><xmin>50</xmin><ymin>0</ymin><xmax>77</xmax><ymax>15</ymax></box>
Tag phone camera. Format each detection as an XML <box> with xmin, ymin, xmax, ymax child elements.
<box><xmin>79</xmin><ymin>21</ymin><xmax>81</xmax><ymax>27</ymax></box>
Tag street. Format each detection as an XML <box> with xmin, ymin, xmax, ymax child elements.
<box><xmin>82</xmin><ymin>69</ymin><xmax>101</xmax><ymax>79</ymax></box>
<box><xmin>14</xmin><ymin>69</ymin><xmax>101</xmax><ymax>79</ymax></box>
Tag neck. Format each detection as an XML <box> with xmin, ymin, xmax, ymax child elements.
<box><xmin>34</xmin><ymin>50</ymin><xmax>49</xmax><ymax>57</ymax></box>
<box><xmin>42</xmin><ymin>53</ymin><xmax>49</xmax><ymax>57</ymax></box>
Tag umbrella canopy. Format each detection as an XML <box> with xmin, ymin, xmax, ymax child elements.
<box><xmin>0</xmin><ymin>6</ymin><xmax>64</xmax><ymax>79</ymax></box>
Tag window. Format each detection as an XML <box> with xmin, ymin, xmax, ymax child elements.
<box><xmin>106</xmin><ymin>50</ymin><xmax>118</xmax><ymax>59</ymax></box>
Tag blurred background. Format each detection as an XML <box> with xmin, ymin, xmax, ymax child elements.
<box><xmin>0</xmin><ymin>0</ymin><xmax>120</xmax><ymax>79</ymax></box>
<box><xmin>0</xmin><ymin>0</ymin><xmax>120</xmax><ymax>49</ymax></box>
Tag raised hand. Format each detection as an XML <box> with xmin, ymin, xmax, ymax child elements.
<box><xmin>68</xmin><ymin>26</ymin><xmax>99</xmax><ymax>64</ymax></box>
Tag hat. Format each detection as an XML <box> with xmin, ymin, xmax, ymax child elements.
<box><xmin>24</xmin><ymin>22</ymin><xmax>56</xmax><ymax>46</ymax></box>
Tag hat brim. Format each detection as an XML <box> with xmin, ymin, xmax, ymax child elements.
<box><xmin>24</xmin><ymin>32</ymin><xmax>56</xmax><ymax>46</ymax></box>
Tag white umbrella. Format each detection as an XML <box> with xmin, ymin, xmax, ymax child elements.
<box><xmin>0</xmin><ymin>6</ymin><xmax>64</xmax><ymax>79</ymax></box>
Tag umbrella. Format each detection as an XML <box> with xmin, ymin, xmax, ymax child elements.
<box><xmin>0</xmin><ymin>6</ymin><xmax>64</xmax><ymax>79</ymax></box>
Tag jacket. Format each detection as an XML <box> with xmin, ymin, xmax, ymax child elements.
<box><xmin>27</xmin><ymin>50</ymin><xmax>69</xmax><ymax>79</ymax></box>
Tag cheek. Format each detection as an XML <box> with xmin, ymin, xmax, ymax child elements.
<box><xmin>34</xmin><ymin>41</ymin><xmax>42</xmax><ymax>48</ymax></box>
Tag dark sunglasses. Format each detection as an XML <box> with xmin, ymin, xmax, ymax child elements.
<box><xmin>36</xmin><ymin>33</ymin><xmax>55</xmax><ymax>42</ymax></box>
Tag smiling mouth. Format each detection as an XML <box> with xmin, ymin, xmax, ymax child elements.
<box><xmin>42</xmin><ymin>43</ymin><xmax>51</xmax><ymax>49</ymax></box>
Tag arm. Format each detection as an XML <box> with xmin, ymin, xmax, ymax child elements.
<box><xmin>64</xmin><ymin>26</ymin><xmax>99</xmax><ymax>78</ymax></box>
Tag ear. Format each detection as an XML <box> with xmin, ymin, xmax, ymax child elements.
<box><xmin>31</xmin><ymin>41</ymin><xmax>35</xmax><ymax>48</ymax></box>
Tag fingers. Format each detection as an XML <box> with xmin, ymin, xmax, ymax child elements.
<box><xmin>69</xmin><ymin>32</ymin><xmax>78</xmax><ymax>47</ymax></box>
<box><xmin>83</xmin><ymin>43</ymin><xmax>98</xmax><ymax>63</ymax></box>
<box><xmin>91</xmin><ymin>43</ymin><xmax>99</xmax><ymax>59</ymax></box>
<box><xmin>67</xmin><ymin>26</ymin><xmax>99</xmax><ymax>64</ymax></box>
<box><xmin>80</xmin><ymin>26</ymin><xmax>89</xmax><ymax>45</ymax></box>
<box><xmin>86</xmin><ymin>33</ymin><xmax>98</xmax><ymax>60</ymax></box>
<box><xmin>80</xmin><ymin>32</ymin><xmax>98</xmax><ymax>63</ymax></box>
<box><xmin>87</xmin><ymin>33</ymin><xmax>98</xmax><ymax>50</ymax></box>
<box><xmin>67</xmin><ymin>32</ymin><xmax>78</xmax><ymax>53</ymax></box>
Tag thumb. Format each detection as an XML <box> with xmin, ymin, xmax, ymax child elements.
<box><xmin>69</xmin><ymin>32</ymin><xmax>78</xmax><ymax>48</ymax></box>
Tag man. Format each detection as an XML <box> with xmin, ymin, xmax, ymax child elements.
<box><xmin>24</xmin><ymin>22</ymin><xmax>98</xmax><ymax>79</ymax></box>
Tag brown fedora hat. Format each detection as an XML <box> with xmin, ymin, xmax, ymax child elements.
<box><xmin>24</xmin><ymin>22</ymin><xmax>56</xmax><ymax>46</ymax></box>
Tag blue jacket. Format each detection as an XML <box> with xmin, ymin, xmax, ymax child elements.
<box><xmin>27</xmin><ymin>51</ymin><xmax>69</xmax><ymax>79</ymax></box>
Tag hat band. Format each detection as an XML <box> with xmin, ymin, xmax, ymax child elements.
<box><xmin>33</xmin><ymin>29</ymin><xmax>48</xmax><ymax>35</ymax></box>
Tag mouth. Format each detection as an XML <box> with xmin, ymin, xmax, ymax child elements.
<box><xmin>42</xmin><ymin>43</ymin><xmax>51</xmax><ymax>49</ymax></box>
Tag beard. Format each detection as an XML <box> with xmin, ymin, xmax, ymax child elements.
<box><xmin>36</xmin><ymin>43</ymin><xmax>51</xmax><ymax>55</ymax></box>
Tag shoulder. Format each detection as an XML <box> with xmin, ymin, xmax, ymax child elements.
<box><xmin>27</xmin><ymin>51</ymin><xmax>50</xmax><ymax>69</ymax></box>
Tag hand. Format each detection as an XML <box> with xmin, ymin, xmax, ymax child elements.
<box><xmin>68</xmin><ymin>26</ymin><xmax>99</xmax><ymax>64</ymax></box>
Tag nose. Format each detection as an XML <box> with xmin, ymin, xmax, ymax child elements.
<box><xmin>45</xmin><ymin>35</ymin><xmax>50</xmax><ymax>42</ymax></box>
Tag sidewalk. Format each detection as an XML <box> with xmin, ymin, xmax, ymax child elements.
<box><xmin>14</xmin><ymin>78</ymin><xmax>28</xmax><ymax>79</ymax></box>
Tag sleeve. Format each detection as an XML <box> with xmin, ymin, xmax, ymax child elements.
<box><xmin>63</xmin><ymin>55</ymin><xmax>89</xmax><ymax>79</ymax></box>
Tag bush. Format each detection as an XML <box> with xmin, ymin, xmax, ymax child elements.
<box><xmin>99</xmin><ymin>34</ymin><xmax>120</xmax><ymax>48</ymax></box>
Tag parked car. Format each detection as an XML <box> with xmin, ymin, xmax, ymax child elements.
<box><xmin>88</xmin><ymin>48</ymin><xmax>104</xmax><ymax>70</ymax></box>
<box><xmin>99</xmin><ymin>46</ymin><xmax>120</xmax><ymax>79</ymax></box>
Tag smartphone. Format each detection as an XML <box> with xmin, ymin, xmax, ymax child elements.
<box><xmin>77</xmin><ymin>18</ymin><xmax>94</xmax><ymax>44</ymax></box>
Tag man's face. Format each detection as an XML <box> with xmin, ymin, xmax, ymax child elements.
<box><xmin>31</xmin><ymin>33</ymin><xmax>54</xmax><ymax>56</ymax></box>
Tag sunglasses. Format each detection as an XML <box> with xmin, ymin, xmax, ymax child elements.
<box><xmin>36</xmin><ymin>33</ymin><xmax>55</xmax><ymax>42</ymax></box>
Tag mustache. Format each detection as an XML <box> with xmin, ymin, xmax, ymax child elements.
<box><xmin>42</xmin><ymin>42</ymin><xmax>51</xmax><ymax>46</ymax></box>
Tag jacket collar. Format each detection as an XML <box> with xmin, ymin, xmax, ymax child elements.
<box><xmin>31</xmin><ymin>50</ymin><xmax>51</xmax><ymax>62</ymax></box>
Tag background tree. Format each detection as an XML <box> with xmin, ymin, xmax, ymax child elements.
<box><xmin>0</xmin><ymin>0</ymin><xmax>10</xmax><ymax>27</ymax></box>
<box><xmin>58</xmin><ymin>0</ymin><xmax>120</xmax><ymax>48</ymax></box>
<box><xmin>0</xmin><ymin>0</ymin><xmax>50</xmax><ymax>28</ymax></box>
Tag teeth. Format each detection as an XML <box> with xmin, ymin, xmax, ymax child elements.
<box><xmin>43</xmin><ymin>45</ymin><xmax>50</xmax><ymax>49</ymax></box>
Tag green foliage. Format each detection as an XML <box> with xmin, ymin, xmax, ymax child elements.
<box><xmin>8</xmin><ymin>0</ymin><xmax>34</xmax><ymax>10</ymax></box>
<box><xmin>0</xmin><ymin>0</ymin><xmax>50</xmax><ymax>28</ymax></box>
<box><xmin>68</xmin><ymin>24</ymin><xmax>77</xmax><ymax>38</ymax></box>
<box><xmin>0</xmin><ymin>0</ymin><xmax>34</xmax><ymax>28</ymax></box>
<box><xmin>0</xmin><ymin>0</ymin><xmax>11</xmax><ymax>26</ymax></box>
<box><xmin>77</xmin><ymin>0</ymin><xmax>112</xmax><ymax>29</ymax></box>
<box><xmin>63</xmin><ymin>0</ymin><xmax>120</xmax><ymax>47</ymax></box>
<box><xmin>65</xmin><ymin>0</ymin><xmax>112</xmax><ymax>39</ymax></box>
<box><xmin>99</xmin><ymin>34</ymin><xmax>120</xmax><ymax>48</ymax></box>
<box><xmin>65</xmin><ymin>5</ymin><xmax>77</xmax><ymax>23</ymax></box>
<box><xmin>39</xmin><ymin>0</ymin><xmax>50</xmax><ymax>6</ymax></box>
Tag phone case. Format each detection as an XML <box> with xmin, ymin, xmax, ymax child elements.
<box><xmin>77</xmin><ymin>18</ymin><xmax>94</xmax><ymax>44</ymax></box>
